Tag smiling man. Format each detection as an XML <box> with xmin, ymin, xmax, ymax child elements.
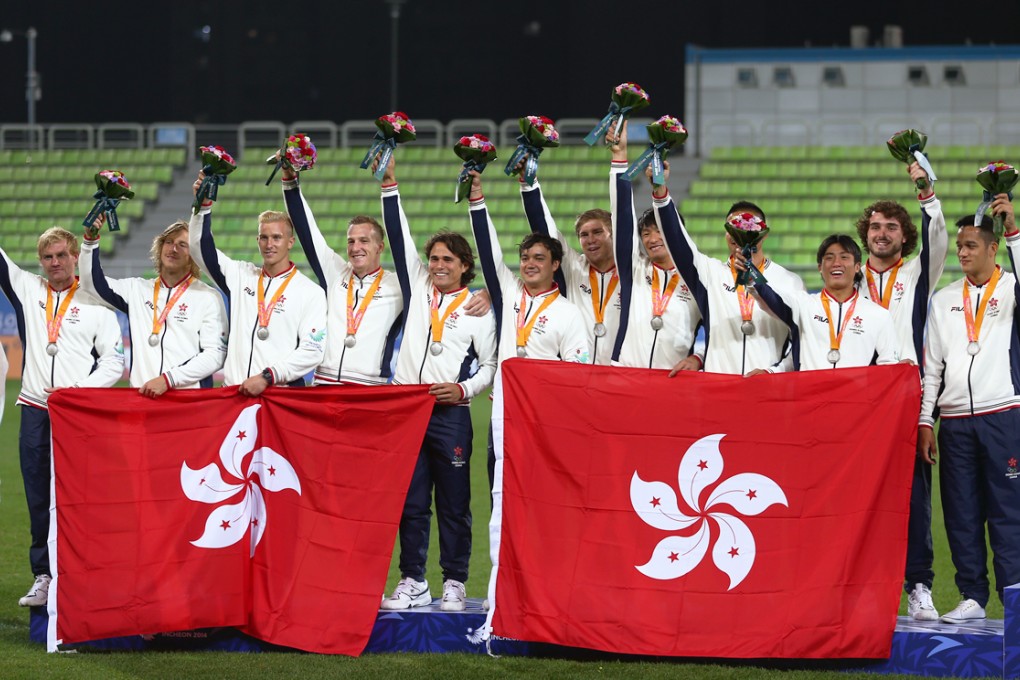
<box><xmin>190</xmin><ymin>173</ymin><xmax>325</xmax><ymax>395</ymax></box>
<box><xmin>375</xmin><ymin>156</ymin><xmax>497</xmax><ymax>613</ymax></box>
<box><xmin>854</xmin><ymin>161</ymin><xmax>948</xmax><ymax>620</ymax></box>
<box><xmin>750</xmin><ymin>234</ymin><xmax>898</xmax><ymax>370</ymax></box>
<box><xmin>0</xmin><ymin>227</ymin><xmax>124</xmax><ymax>607</ymax></box>
<box><xmin>277</xmin><ymin>164</ymin><xmax>404</xmax><ymax>385</ymax></box>
<box><xmin>918</xmin><ymin>198</ymin><xmax>1020</xmax><ymax>624</ymax></box>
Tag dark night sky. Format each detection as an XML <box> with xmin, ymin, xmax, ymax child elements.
<box><xmin>1</xmin><ymin>1</ymin><xmax>1018</xmax><ymax>126</ymax></box>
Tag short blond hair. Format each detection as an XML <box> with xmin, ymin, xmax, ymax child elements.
<box><xmin>150</xmin><ymin>220</ymin><xmax>200</xmax><ymax>278</ymax></box>
<box><xmin>37</xmin><ymin>227</ymin><xmax>79</xmax><ymax>258</ymax></box>
<box><xmin>258</xmin><ymin>210</ymin><xmax>294</xmax><ymax>237</ymax></box>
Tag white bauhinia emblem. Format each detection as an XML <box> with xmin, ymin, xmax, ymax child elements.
<box><xmin>180</xmin><ymin>404</ymin><xmax>301</xmax><ymax>556</ymax></box>
<box><xmin>630</xmin><ymin>433</ymin><xmax>787</xmax><ymax>589</ymax></box>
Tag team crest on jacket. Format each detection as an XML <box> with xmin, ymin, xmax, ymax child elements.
<box><xmin>1008</xmin><ymin>457</ymin><xmax>1019</xmax><ymax>480</ymax></box>
<box><xmin>180</xmin><ymin>404</ymin><xmax>301</xmax><ymax>556</ymax></box>
<box><xmin>849</xmin><ymin>315</ymin><xmax>864</xmax><ymax>335</ymax></box>
<box><xmin>630</xmin><ymin>434</ymin><xmax>787</xmax><ymax>589</ymax></box>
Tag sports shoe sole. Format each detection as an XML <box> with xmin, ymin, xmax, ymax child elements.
<box><xmin>380</xmin><ymin>592</ymin><xmax>432</xmax><ymax>610</ymax></box>
<box><xmin>439</xmin><ymin>600</ymin><xmax>466</xmax><ymax>612</ymax></box>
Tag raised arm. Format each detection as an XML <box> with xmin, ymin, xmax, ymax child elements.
<box><xmin>79</xmin><ymin>225</ymin><xmax>129</xmax><ymax>314</ymax></box>
<box><xmin>189</xmin><ymin>174</ymin><xmax>233</xmax><ymax>294</ymax></box>
<box><xmin>378</xmin><ymin>155</ymin><xmax>421</xmax><ymax>306</ymax></box>
<box><xmin>609</xmin><ymin>123</ymin><xmax>634</xmax><ymax>362</ymax></box>
<box><xmin>282</xmin><ymin>172</ymin><xmax>344</xmax><ymax>291</ymax></box>
<box><xmin>467</xmin><ymin>171</ymin><xmax>517</xmax><ymax>325</ymax></box>
<box><xmin>651</xmin><ymin>164</ymin><xmax>710</xmax><ymax>326</ymax></box>
<box><xmin>519</xmin><ymin>173</ymin><xmax>576</xmax><ymax>293</ymax></box>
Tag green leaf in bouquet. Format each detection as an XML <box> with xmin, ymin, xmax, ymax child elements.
<box><xmin>886</xmin><ymin>129</ymin><xmax>929</xmax><ymax>189</ymax></box>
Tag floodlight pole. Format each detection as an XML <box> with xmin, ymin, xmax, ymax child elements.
<box><xmin>386</xmin><ymin>0</ymin><xmax>406</xmax><ymax>111</ymax></box>
<box><xmin>27</xmin><ymin>27</ymin><xmax>38</xmax><ymax>151</ymax></box>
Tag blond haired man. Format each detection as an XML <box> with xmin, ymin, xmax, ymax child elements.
<box><xmin>81</xmin><ymin>216</ymin><xmax>227</xmax><ymax>395</ymax></box>
<box><xmin>189</xmin><ymin>174</ymin><xmax>325</xmax><ymax>395</ymax></box>
<box><xmin>0</xmin><ymin>227</ymin><xmax>124</xmax><ymax>606</ymax></box>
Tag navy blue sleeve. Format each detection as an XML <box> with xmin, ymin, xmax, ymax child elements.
<box><xmin>284</xmin><ymin>187</ymin><xmax>327</xmax><ymax>291</ymax></box>
<box><xmin>87</xmin><ymin>247</ymin><xmax>129</xmax><ymax>313</ymax></box>
<box><xmin>910</xmin><ymin>207</ymin><xmax>933</xmax><ymax>379</ymax></box>
<box><xmin>521</xmin><ymin>185</ymin><xmax>567</xmax><ymax>296</ymax></box>
<box><xmin>657</xmin><ymin>198</ymin><xmax>711</xmax><ymax>355</ymax></box>
<box><xmin>381</xmin><ymin>194</ymin><xmax>412</xmax><ymax>323</ymax></box>
<box><xmin>199</xmin><ymin>213</ymin><xmax>230</xmax><ymax>294</ymax></box>
<box><xmin>611</xmin><ymin>175</ymin><xmax>634</xmax><ymax>363</ymax></box>
<box><xmin>470</xmin><ymin>205</ymin><xmax>503</xmax><ymax>339</ymax></box>
<box><xmin>0</xmin><ymin>257</ymin><xmax>27</xmax><ymax>353</ymax></box>
<box><xmin>756</xmin><ymin>283</ymin><xmax>800</xmax><ymax>371</ymax></box>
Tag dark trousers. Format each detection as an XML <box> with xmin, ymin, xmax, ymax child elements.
<box><xmin>397</xmin><ymin>405</ymin><xmax>473</xmax><ymax>584</ymax></box>
<box><xmin>939</xmin><ymin>410</ymin><xmax>1020</xmax><ymax>607</ymax></box>
<box><xmin>19</xmin><ymin>405</ymin><xmax>51</xmax><ymax>577</ymax></box>
<box><xmin>904</xmin><ymin>453</ymin><xmax>935</xmax><ymax>590</ymax></box>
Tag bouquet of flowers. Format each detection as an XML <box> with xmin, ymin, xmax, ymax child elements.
<box><xmin>265</xmin><ymin>133</ymin><xmax>317</xmax><ymax>185</ymax></box>
<box><xmin>454</xmin><ymin>134</ymin><xmax>498</xmax><ymax>203</ymax></box>
<box><xmin>192</xmin><ymin>145</ymin><xmax>236</xmax><ymax>213</ymax></box>
<box><xmin>360</xmin><ymin>111</ymin><xmax>417</xmax><ymax>180</ymax></box>
<box><xmin>583</xmin><ymin>82</ymin><xmax>651</xmax><ymax>146</ymax></box>
<box><xmin>975</xmin><ymin>160</ymin><xmax>1019</xmax><ymax>236</ymax></box>
<box><xmin>724</xmin><ymin>212</ymin><xmax>770</xmax><ymax>286</ymax></box>
<box><xmin>83</xmin><ymin>170</ymin><xmax>135</xmax><ymax>233</ymax></box>
<box><xmin>503</xmin><ymin>115</ymin><xmax>560</xmax><ymax>186</ymax></box>
<box><xmin>623</xmin><ymin>115</ymin><xmax>688</xmax><ymax>185</ymax></box>
<box><xmin>886</xmin><ymin>129</ymin><xmax>937</xmax><ymax>190</ymax></box>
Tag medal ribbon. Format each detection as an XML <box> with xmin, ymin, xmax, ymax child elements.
<box><xmin>589</xmin><ymin>266</ymin><xmax>619</xmax><ymax>326</ymax></box>
<box><xmin>962</xmin><ymin>266</ymin><xmax>1002</xmax><ymax>344</ymax></box>
<box><xmin>651</xmin><ymin>267</ymin><xmax>681</xmax><ymax>318</ymax></box>
<box><xmin>151</xmin><ymin>275</ymin><xmax>193</xmax><ymax>337</ymax></box>
<box><xmin>819</xmin><ymin>290</ymin><xmax>859</xmax><ymax>354</ymax></box>
<box><xmin>516</xmin><ymin>289</ymin><xmax>560</xmax><ymax>349</ymax></box>
<box><xmin>430</xmin><ymin>287</ymin><xmax>469</xmax><ymax>345</ymax></box>
<box><xmin>257</xmin><ymin>267</ymin><xmax>297</xmax><ymax>330</ymax></box>
<box><xmin>346</xmin><ymin>270</ymin><xmax>384</xmax><ymax>337</ymax></box>
<box><xmin>729</xmin><ymin>259</ymin><xmax>757</xmax><ymax>321</ymax></box>
<box><xmin>865</xmin><ymin>259</ymin><xmax>902</xmax><ymax>309</ymax></box>
<box><xmin>46</xmin><ymin>281</ymin><xmax>79</xmax><ymax>346</ymax></box>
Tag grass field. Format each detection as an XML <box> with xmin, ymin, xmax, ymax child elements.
<box><xmin>0</xmin><ymin>380</ymin><xmax>1000</xmax><ymax>678</ymax></box>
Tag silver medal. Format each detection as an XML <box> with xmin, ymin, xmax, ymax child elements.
<box><xmin>256</xmin><ymin>326</ymin><xmax>270</xmax><ymax>341</ymax></box>
<box><xmin>740</xmin><ymin>320</ymin><xmax>755</xmax><ymax>336</ymax></box>
<box><xmin>516</xmin><ymin>346</ymin><xmax>527</xmax><ymax>358</ymax></box>
<box><xmin>148</xmin><ymin>333</ymin><xmax>160</xmax><ymax>347</ymax></box>
<box><xmin>827</xmin><ymin>349</ymin><xmax>841</xmax><ymax>364</ymax></box>
<box><xmin>593</xmin><ymin>322</ymin><xmax>607</xmax><ymax>338</ymax></box>
<box><xmin>430</xmin><ymin>342</ymin><xmax>444</xmax><ymax>356</ymax></box>
<box><xmin>45</xmin><ymin>342</ymin><xmax>58</xmax><ymax>357</ymax></box>
<box><xmin>650</xmin><ymin>315</ymin><xmax>664</xmax><ymax>331</ymax></box>
<box><xmin>344</xmin><ymin>334</ymin><xmax>357</xmax><ymax>348</ymax></box>
<box><xmin>967</xmin><ymin>340</ymin><xmax>980</xmax><ymax>356</ymax></box>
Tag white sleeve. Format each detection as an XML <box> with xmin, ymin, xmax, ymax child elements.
<box><xmin>459</xmin><ymin>312</ymin><xmax>498</xmax><ymax>400</ymax></box>
<box><xmin>164</xmin><ymin>290</ymin><xmax>228</xmax><ymax>388</ymax></box>
<box><xmin>268</xmin><ymin>285</ymin><xmax>327</xmax><ymax>384</ymax></box>
<box><xmin>77</xmin><ymin>308</ymin><xmax>125</xmax><ymax>388</ymax></box>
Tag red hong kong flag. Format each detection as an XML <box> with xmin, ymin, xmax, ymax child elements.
<box><xmin>48</xmin><ymin>385</ymin><xmax>434</xmax><ymax>655</ymax></box>
<box><xmin>491</xmin><ymin>361</ymin><xmax>920</xmax><ymax>659</ymax></box>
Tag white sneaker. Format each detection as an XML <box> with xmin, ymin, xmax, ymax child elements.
<box><xmin>483</xmin><ymin>598</ymin><xmax>490</xmax><ymax>611</ymax></box>
<box><xmin>940</xmin><ymin>598</ymin><xmax>986</xmax><ymax>623</ymax></box>
<box><xmin>18</xmin><ymin>575</ymin><xmax>51</xmax><ymax>607</ymax></box>
<box><xmin>906</xmin><ymin>583</ymin><xmax>939</xmax><ymax>621</ymax></box>
<box><xmin>380</xmin><ymin>577</ymin><xmax>430</xmax><ymax>610</ymax></box>
<box><xmin>440</xmin><ymin>579</ymin><xmax>466</xmax><ymax>612</ymax></box>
